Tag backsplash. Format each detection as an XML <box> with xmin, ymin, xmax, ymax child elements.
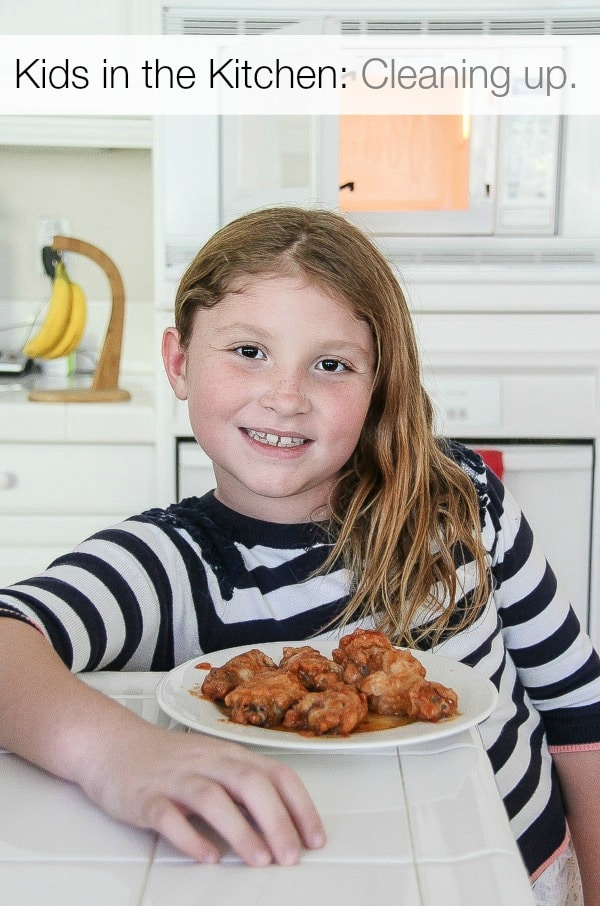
<box><xmin>0</xmin><ymin>145</ymin><xmax>154</xmax><ymax>372</ymax></box>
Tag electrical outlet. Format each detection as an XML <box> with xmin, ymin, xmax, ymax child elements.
<box><xmin>35</xmin><ymin>217</ymin><xmax>71</xmax><ymax>275</ymax></box>
<box><xmin>428</xmin><ymin>377</ymin><xmax>502</xmax><ymax>431</ymax></box>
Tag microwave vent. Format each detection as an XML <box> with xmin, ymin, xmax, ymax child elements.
<box><xmin>550</xmin><ymin>18</ymin><xmax>600</xmax><ymax>34</ymax></box>
<box><xmin>392</xmin><ymin>249</ymin><xmax>600</xmax><ymax>268</ymax></box>
<box><xmin>163</xmin><ymin>7</ymin><xmax>600</xmax><ymax>35</ymax></box>
<box><xmin>163</xmin><ymin>14</ymin><xmax>302</xmax><ymax>35</ymax></box>
<box><xmin>340</xmin><ymin>17</ymin><xmax>600</xmax><ymax>36</ymax></box>
<box><xmin>167</xmin><ymin>18</ymin><xmax>237</xmax><ymax>35</ymax></box>
<box><xmin>428</xmin><ymin>20</ymin><xmax>506</xmax><ymax>34</ymax></box>
<box><xmin>487</xmin><ymin>20</ymin><xmax>548</xmax><ymax>34</ymax></box>
<box><xmin>163</xmin><ymin>10</ymin><xmax>600</xmax><ymax>36</ymax></box>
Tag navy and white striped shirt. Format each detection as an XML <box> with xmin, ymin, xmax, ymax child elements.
<box><xmin>2</xmin><ymin>443</ymin><xmax>600</xmax><ymax>880</ymax></box>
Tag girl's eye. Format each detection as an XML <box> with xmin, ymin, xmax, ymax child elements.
<box><xmin>234</xmin><ymin>345</ymin><xmax>265</xmax><ymax>360</ymax></box>
<box><xmin>316</xmin><ymin>358</ymin><xmax>348</xmax><ymax>373</ymax></box>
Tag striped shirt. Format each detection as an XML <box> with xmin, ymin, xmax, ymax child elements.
<box><xmin>1</xmin><ymin>443</ymin><xmax>599</xmax><ymax>880</ymax></box>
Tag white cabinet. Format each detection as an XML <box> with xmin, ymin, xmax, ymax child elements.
<box><xmin>0</xmin><ymin>442</ymin><xmax>155</xmax><ymax>587</ymax></box>
<box><xmin>0</xmin><ymin>0</ymin><xmax>154</xmax><ymax>150</ymax></box>
<box><xmin>0</xmin><ymin>380</ymin><xmax>156</xmax><ymax>588</ymax></box>
<box><xmin>0</xmin><ymin>117</ymin><xmax>152</xmax><ymax>150</ymax></box>
<box><xmin>177</xmin><ymin>439</ymin><xmax>216</xmax><ymax>501</ymax></box>
<box><xmin>159</xmin><ymin>116</ymin><xmax>220</xmax><ymax>282</ymax></box>
<box><xmin>1</xmin><ymin>0</ymin><xmax>152</xmax><ymax>34</ymax></box>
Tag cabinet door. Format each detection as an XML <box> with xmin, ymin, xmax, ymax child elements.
<box><xmin>0</xmin><ymin>514</ymin><xmax>127</xmax><ymax>587</ymax></box>
<box><xmin>0</xmin><ymin>444</ymin><xmax>154</xmax><ymax>515</ymax></box>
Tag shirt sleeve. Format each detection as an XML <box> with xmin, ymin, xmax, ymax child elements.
<box><xmin>486</xmin><ymin>467</ymin><xmax>600</xmax><ymax>747</ymax></box>
<box><xmin>0</xmin><ymin>518</ymin><xmax>187</xmax><ymax>672</ymax></box>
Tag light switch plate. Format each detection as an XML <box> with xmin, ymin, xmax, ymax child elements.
<box><xmin>35</xmin><ymin>217</ymin><xmax>71</xmax><ymax>274</ymax></box>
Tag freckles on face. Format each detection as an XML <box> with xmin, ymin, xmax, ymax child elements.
<box><xmin>178</xmin><ymin>273</ymin><xmax>376</xmax><ymax>522</ymax></box>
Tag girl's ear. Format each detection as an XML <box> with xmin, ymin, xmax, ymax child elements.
<box><xmin>162</xmin><ymin>327</ymin><xmax>188</xmax><ymax>400</ymax></box>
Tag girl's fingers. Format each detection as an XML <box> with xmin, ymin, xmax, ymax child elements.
<box><xmin>185</xmin><ymin>777</ymin><xmax>277</xmax><ymax>866</ymax></box>
<box><xmin>150</xmin><ymin>777</ymin><xmax>275</xmax><ymax>866</ymax></box>
<box><xmin>206</xmin><ymin>759</ymin><xmax>325</xmax><ymax>864</ymax></box>
<box><xmin>268</xmin><ymin>762</ymin><xmax>327</xmax><ymax>851</ymax></box>
<box><xmin>146</xmin><ymin>795</ymin><xmax>221</xmax><ymax>864</ymax></box>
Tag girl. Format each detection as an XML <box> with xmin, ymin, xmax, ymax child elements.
<box><xmin>0</xmin><ymin>207</ymin><xmax>598</xmax><ymax>903</ymax></box>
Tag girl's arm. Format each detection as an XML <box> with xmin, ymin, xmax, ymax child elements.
<box><xmin>552</xmin><ymin>749</ymin><xmax>600</xmax><ymax>906</ymax></box>
<box><xmin>0</xmin><ymin>618</ymin><xmax>325</xmax><ymax>866</ymax></box>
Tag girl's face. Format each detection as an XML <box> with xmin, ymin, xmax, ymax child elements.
<box><xmin>163</xmin><ymin>272</ymin><xmax>376</xmax><ymax>523</ymax></box>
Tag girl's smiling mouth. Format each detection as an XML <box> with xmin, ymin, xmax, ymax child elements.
<box><xmin>244</xmin><ymin>429</ymin><xmax>309</xmax><ymax>449</ymax></box>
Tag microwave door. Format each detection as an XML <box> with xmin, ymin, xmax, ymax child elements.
<box><xmin>332</xmin><ymin>113</ymin><xmax>496</xmax><ymax>236</ymax></box>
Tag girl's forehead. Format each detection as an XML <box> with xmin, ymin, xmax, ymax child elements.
<box><xmin>222</xmin><ymin>269</ymin><xmax>360</xmax><ymax>320</ymax></box>
<box><xmin>225</xmin><ymin>267</ymin><xmax>318</xmax><ymax>295</ymax></box>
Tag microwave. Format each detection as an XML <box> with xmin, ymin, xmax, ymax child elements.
<box><xmin>219</xmin><ymin>107</ymin><xmax>562</xmax><ymax>239</ymax></box>
<box><xmin>160</xmin><ymin>5</ymin><xmax>599</xmax><ymax>275</ymax></box>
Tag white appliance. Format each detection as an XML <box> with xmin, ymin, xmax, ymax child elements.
<box><xmin>157</xmin><ymin>5</ymin><xmax>600</xmax><ymax>282</ymax></box>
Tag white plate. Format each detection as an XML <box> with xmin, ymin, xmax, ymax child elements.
<box><xmin>156</xmin><ymin>640</ymin><xmax>498</xmax><ymax>752</ymax></box>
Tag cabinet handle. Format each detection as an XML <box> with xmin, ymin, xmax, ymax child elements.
<box><xmin>0</xmin><ymin>472</ymin><xmax>17</xmax><ymax>491</ymax></box>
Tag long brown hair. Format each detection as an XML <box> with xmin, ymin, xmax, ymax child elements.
<box><xmin>174</xmin><ymin>207</ymin><xmax>490</xmax><ymax>646</ymax></box>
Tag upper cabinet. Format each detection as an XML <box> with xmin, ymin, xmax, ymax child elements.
<box><xmin>1</xmin><ymin>0</ymin><xmax>153</xmax><ymax>36</ymax></box>
<box><xmin>0</xmin><ymin>0</ymin><xmax>154</xmax><ymax>150</ymax></box>
<box><xmin>0</xmin><ymin>117</ymin><xmax>152</xmax><ymax>150</ymax></box>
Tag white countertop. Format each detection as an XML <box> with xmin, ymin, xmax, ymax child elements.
<box><xmin>0</xmin><ymin>371</ymin><xmax>155</xmax><ymax>444</ymax></box>
<box><xmin>0</xmin><ymin>671</ymin><xmax>535</xmax><ymax>906</ymax></box>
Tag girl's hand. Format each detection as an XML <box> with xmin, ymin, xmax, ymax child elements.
<box><xmin>78</xmin><ymin>719</ymin><xmax>326</xmax><ymax>866</ymax></box>
<box><xmin>0</xmin><ymin>622</ymin><xmax>325</xmax><ymax>869</ymax></box>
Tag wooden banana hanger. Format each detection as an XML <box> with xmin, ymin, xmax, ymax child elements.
<box><xmin>29</xmin><ymin>236</ymin><xmax>131</xmax><ymax>403</ymax></box>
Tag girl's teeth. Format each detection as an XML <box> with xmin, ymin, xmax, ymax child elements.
<box><xmin>247</xmin><ymin>430</ymin><xmax>305</xmax><ymax>447</ymax></box>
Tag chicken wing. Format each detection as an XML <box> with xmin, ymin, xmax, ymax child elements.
<box><xmin>279</xmin><ymin>645</ymin><xmax>344</xmax><ymax>690</ymax></box>
<box><xmin>331</xmin><ymin>628</ymin><xmax>395</xmax><ymax>684</ymax></box>
<box><xmin>406</xmin><ymin>680</ymin><xmax>458</xmax><ymax>722</ymax></box>
<box><xmin>224</xmin><ymin>671</ymin><xmax>307</xmax><ymax>727</ymax></box>
<box><xmin>360</xmin><ymin>648</ymin><xmax>457</xmax><ymax>723</ymax></box>
<box><xmin>201</xmin><ymin>649</ymin><xmax>277</xmax><ymax>701</ymax></box>
<box><xmin>283</xmin><ymin>682</ymin><xmax>369</xmax><ymax>736</ymax></box>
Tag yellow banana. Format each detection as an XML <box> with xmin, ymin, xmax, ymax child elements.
<box><xmin>23</xmin><ymin>262</ymin><xmax>72</xmax><ymax>359</ymax></box>
<box><xmin>43</xmin><ymin>280</ymin><xmax>87</xmax><ymax>359</ymax></box>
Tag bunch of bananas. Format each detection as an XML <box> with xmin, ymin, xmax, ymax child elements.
<box><xmin>23</xmin><ymin>260</ymin><xmax>87</xmax><ymax>360</ymax></box>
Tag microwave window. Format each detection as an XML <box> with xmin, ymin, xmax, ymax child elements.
<box><xmin>339</xmin><ymin>114</ymin><xmax>471</xmax><ymax>213</ymax></box>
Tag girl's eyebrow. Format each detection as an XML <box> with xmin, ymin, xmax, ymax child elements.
<box><xmin>212</xmin><ymin>322</ymin><xmax>273</xmax><ymax>340</ymax></box>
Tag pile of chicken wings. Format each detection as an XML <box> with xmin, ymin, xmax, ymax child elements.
<box><xmin>199</xmin><ymin>629</ymin><xmax>458</xmax><ymax>737</ymax></box>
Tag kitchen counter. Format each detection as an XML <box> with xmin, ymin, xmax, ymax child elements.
<box><xmin>0</xmin><ymin>371</ymin><xmax>155</xmax><ymax>444</ymax></box>
<box><xmin>0</xmin><ymin>671</ymin><xmax>535</xmax><ymax>906</ymax></box>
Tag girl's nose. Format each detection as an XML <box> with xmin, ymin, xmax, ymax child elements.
<box><xmin>259</xmin><ymin>375</ymin><xmax>311</xmax><ymax>416</ymax></box>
